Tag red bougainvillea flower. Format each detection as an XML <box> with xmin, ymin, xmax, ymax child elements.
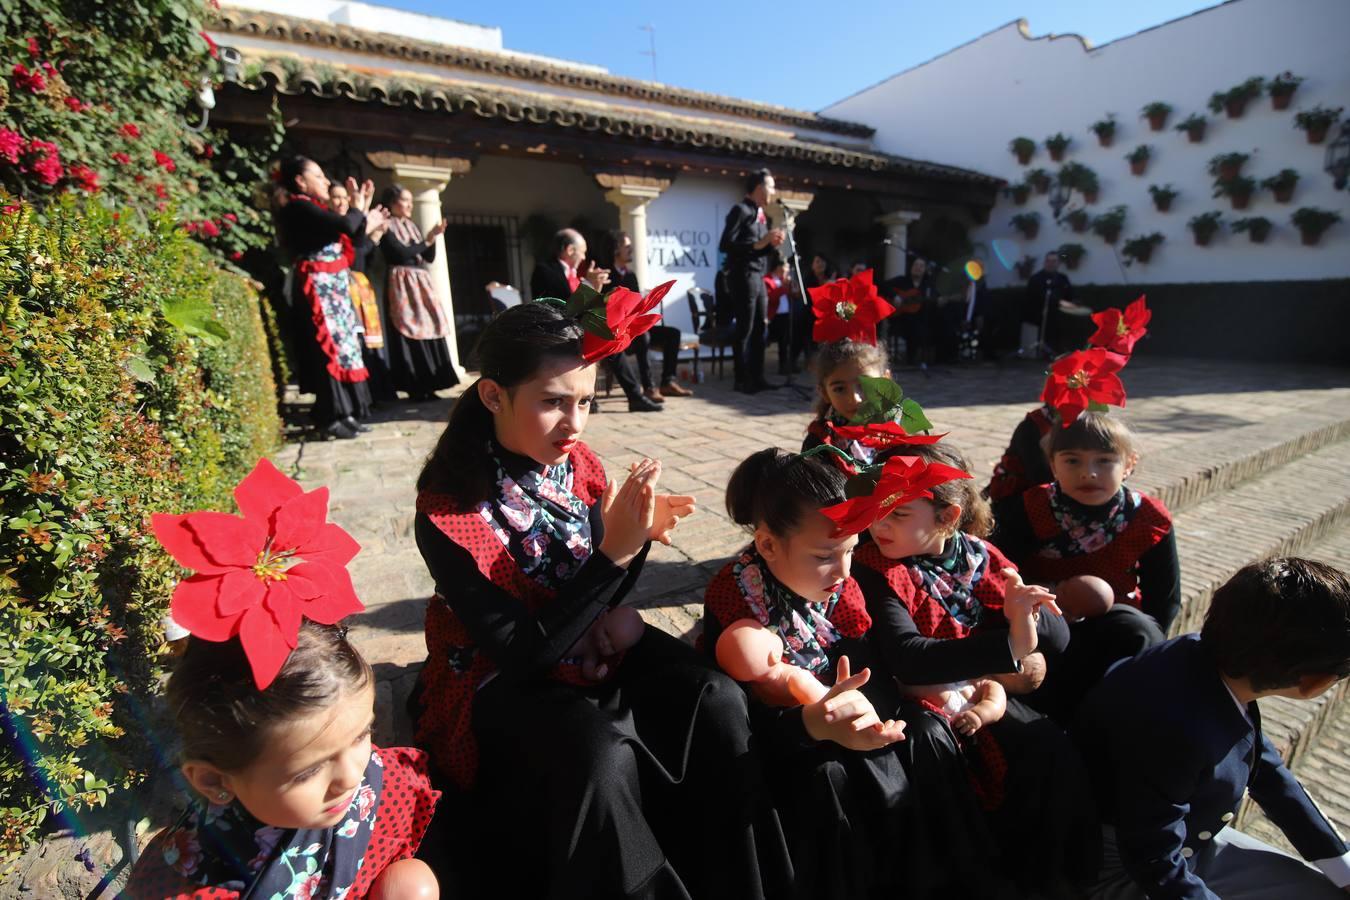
<box><xmin>64</xmin><ymin>96</ymin><xmax>88</xmax><ymax>113</ymax></box>
<box><xmin>830</xmin><ymin>421</ymin><xmax>947</xmax><ymax>450</ymax></box>
<box><xmin>580</xmin><ymin>280</ymin><xmax>675</xmax><ymax>362</ymax></box>
<box><xmin>69</xmin><ymin>164</ymin><xmax>100</xmax><ymax>193</ymax></box>
<box><xmin>200</xmin><ymin>219</ymin><xmax>220</xmax><ymax>238</ymax></box>
<box><xmin>27</xmin><ymin>37</ymin><xmax>41</xmax><ymax>57</ymax></box>
<box><xmin>151</xmin><ymin>458</ymin><xmax>364</xmax><ymax>689</ymax></box>
<box><xmin>1041</xmin><ymin>348</ymin><xmax>1128</xmax><ymax>427</ymax></box>
<box><xmin>809</xmin><ymin>268</ymin><xmax>894</xmax><ymax>345</ymax></box>
<box><xmin>153</xmin><ymin>150</ymin><xmax>176</xmax><ymax>173</ymax></box>
<box><xmin>25</xmin><ymin>139</ymin><xmax>63</xmax><ymax>186</ymax></box>
<box><xmin>12</xmin><ymin>63</ymin><xmax>46</xmax><ymax>94</ymax></box>
<box><xmin>119</xmin><ymin>122</ymin><xmax>141</xmax><ymax>139</ymax></box>
<box><xmin>111</xmin><ymin>151</ymin><xmax>131</xmax><ymax>166</ymax></box>
<box><xmin>821</xmin><ymin>455</ymin><xmax>973</xmax><ymax>536</ymax></box>
<box><xmin>1089</xmin><ymin>295</ymin><xmax>1151</xmax><ymax>355</ymax></box>
<box><xmin>152</xmin><ymin>183</ymin><xmax>168</xmax><ymax>199</ymax></box>
<box><xmin>0</xmin><ymin>127</ymin><xmax>22</xmax><ymax>164</ymax></box>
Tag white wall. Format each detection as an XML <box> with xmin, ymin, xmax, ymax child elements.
<box><xmin>824</xmin><ymin>0</ymin><xmax>1350</xmax><ymax>287</ymax></box>
<box><xmin>643</xmin><ymin>176</ymin><xmax>742</xmax><ymax>334</ymax></box>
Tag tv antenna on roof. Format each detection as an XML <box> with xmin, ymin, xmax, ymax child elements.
<box><xmin>638</xmin><ymin>24</ymin><xmax>658</xmax><ymax>81</ymax></box>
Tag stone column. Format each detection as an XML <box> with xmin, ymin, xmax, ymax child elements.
<box><xmin>597</xmin><ymin>173</ymin><xmax>671</xmax><ymax>288</ymax></box>
<box><xmin>876</xmin><ymin>210</ymin><xmax>922</xmax><ymax>280</ymax></box>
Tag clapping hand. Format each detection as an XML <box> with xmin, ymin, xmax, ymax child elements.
<box><xmin>598</xmin><ymin>458</ymin><xmax>659</xmax><ymax>569</ymax></box>
<box><xmin>427</xmin><ymin>218</ymin><xmax>448</xmax><ymax>242</ymax></box>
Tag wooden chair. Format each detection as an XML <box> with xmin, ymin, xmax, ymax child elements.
<box><xmin>687</xmin><ymin>287</ymin><xmax>734</xmax><ymax>380</ymax></box>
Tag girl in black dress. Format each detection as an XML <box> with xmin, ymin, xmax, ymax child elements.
<box><xmin>274</xmin><ymin>156</ymin><xmax>387</xmax><ymax>439</ymax></box>
<box><xmin>411</xmin><ymin>301</ymin><xmax>790</xmax><ymax>900</ymax></box>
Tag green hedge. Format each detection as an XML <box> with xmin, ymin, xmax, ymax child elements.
<box><xmin>0</xmin><ymin>195</ymin><xmax>279</xmax><ymax>862</ymax></box>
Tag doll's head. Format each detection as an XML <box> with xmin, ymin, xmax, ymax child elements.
<box><xmin>171</xmin><ymin>621</ymin><xmax>375</xmax><ymax>831</ymax></box>
<box><xmin>810</xmin><ymin>339</ymin><xmax>890</xmax><ymax>421</ymax></box>
<box><xmin>1047</xmin><ymin>412</ymin><xmax>1139</xmax><ymax>506</ymax></box>
<box><xmin>727</xmin><ymin>448</ymin><xmax>856</xmax><ymax>602</ymax></box>
<box><xmin>419</xmin><ymin>302</ymin><xmax>590</xmax><ymax>503</ymax></box>
<box><xmin>867</xmin><ymin>442</ymin><xmax>992</xmax><ymax>560</ymax></box>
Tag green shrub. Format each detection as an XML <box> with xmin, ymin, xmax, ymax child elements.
<box><xmin>0</xmin><ymin>194</ymin><xmax>279</xmax><ymax>863</ymax></box>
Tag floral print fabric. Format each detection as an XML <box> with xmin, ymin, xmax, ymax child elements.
<box><xmin>904</xmin><ymin>531</ymin><xmax>992</xmax><ymax>631</ymax></box>
<box><xmin>305</xmin><ymin>241</ymin><xmax>367</xmax><ymax>375</ymax></box>
<box><xmin>731</xmin><ymin>547</ymin><xmax>844</xmax><ymax>677</ymax></box>
<box><xmin>1041</xmin><ymin>482</ymin><xmax>1139</xmax><ymax>560</ymax></box>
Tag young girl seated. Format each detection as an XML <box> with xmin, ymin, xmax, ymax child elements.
<box><xmin>802</xmin><ymin>339</ymin><xmax>890</xmax><ymax>460</ymax></box>
<box><xmin>992</xmin><ymin>412</ymin><xmax>1179</xmax><ymax>716</ymax></box>
<box><xmin>127</xmin><ymin>460</ymin><xmax>439</xmax><ymax>900</ymax></box>
<box><xmin>983</xmin><ymin>403</ymin><xmax>1056</xmax><ymax>502</ymax></box>
<box><xmin>845</xmin><ymin>442</ymin><xmax>1100</xmax><ymax>895</ymax></box>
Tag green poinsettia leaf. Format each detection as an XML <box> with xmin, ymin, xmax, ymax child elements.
<box><xmin>899</xmin><ymin>398</ymin><xmax>933</xmax><ymax>434</ymax></box>
<box><xmin>849</xmin><ymin>375</ymin><xmax>906</xmax><ymax>424</ymax></box>
<box><xmin>565</xmin><ymin>283</ymin><xmax>604</xmax><ymax>316</ymax></box>
<box><xmin>1086</xmin><ymin>400</ymin><xmax>1110</xmax><ymax>414</ymax></box>
<box><xmin>580</xmin><ymin>307</ymin><xmax>614</xmax><ymax>340</ymax></box>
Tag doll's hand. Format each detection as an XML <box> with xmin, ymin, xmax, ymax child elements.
<box><xmin>952</xmin><ymin>710</ymin><xmax>984</xmax><ymax>737</ymax></box>
<box><xmin>803</xmin><ymin>656</ymin><xmax>906</xmax><ymax>751</ymax></box>
<box><xmin>649</xmin><ymin>492</ymin><xmax>695</xmax><ymax>545</ymax></box>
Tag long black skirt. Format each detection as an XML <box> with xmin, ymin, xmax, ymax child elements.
<box><xmin>469</xmin><ymin>628</ymin><xmax>791</xmax><ymax>900</ymax></box>
<box><xmin>386</xmin><ymin>326</ymin><xmax>460</xmax><ymax>397</ymax></box>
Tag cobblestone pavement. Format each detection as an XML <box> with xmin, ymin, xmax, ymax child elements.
<box><xmin>271</xmin><ymin>355</ymin><xmax>1350</xmax><ymax>747</ymax></box>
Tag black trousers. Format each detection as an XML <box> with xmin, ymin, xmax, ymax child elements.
<box><xmin>628</xmin><ymin>325</ymin><xmax>681</xmax><ymax>389</ymax></box>
<box><xmin>604</xmin><ymin>353</ymin><xmax>644</xmax><ymax>402</ymax></box>
<box><xmin>727</xmin><ymin>271</ymin><xmax>767</xmax><ymax>385</ymax></box>
<box><xmin>1031</xmin><ymin>605</ymin><xmax>1165</xmax><ymax>722</ymax></box>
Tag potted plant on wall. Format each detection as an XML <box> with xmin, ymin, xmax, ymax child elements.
<box><xmin>1059</xmin><ymin>162</ymin><xmax>1100</xmax><ymax>203</ymax></box>
<box><xmin>1014</xmin><ymin>254</ymin><xmax>1037</xmax><ymax>280</ymax></box>
<box><xmin>1231</xmin><ymin>216</ymin><xmax>1273</xmax><ymax>244</ymax></box>
<box><xmin>1065</xmin><ymin>208</ymin><xmax>1091</xmax><ymax>233</ymax></box>
<box><xmin>1091</xmin><ymin>206</ymin><xmax>1128</xmax><ymax>244</ymax></box>
<box><xmin>1175</xmin><ymin>113</ymin><xmax>1207</xmax><ymax>143</ymax></box>
<box><xmin>1057</xmin><ymin>243</ymin><xmax>1087</xmax><ymax>271</ymax></box>
<box><xmin>1045</xmin><ymin>133</ymin><xmax>1072</xmax><ymax>162</ymax></box>
<box><xmin>1188</xmin><ymin>211</ymin><xmax>1224</xmax><ymax>246</ymax></box>
<box><xmin>1090</xmin><ymin>115</ymin><xmax>1118</xmax><ymax>147</ymax></box>
<box><xmin>1126</xmin><ymin>145</ymin><xmax>1152</xmax><ymax>176</ymax></box>
<box><xmin>1267</xmin><ymin>72</ymin><xmax>1303</xmax><ymax>111</ymax></box>
<box><xmin>1294</xmin><ymin>106</ymin><xmax>1343</xmax><ymax>144</ymax></box>
<box><xmin>1291</xmin><ymin>207</ymin><xmax>1342</xmax><ymax>246</ymax></box>
<box><xmin>1005</xmin><ymin>180</ymin><xmax>1031</xmax><ymax>205</ymax></box>
<box><xmin>1209</xmin><ymin>77</ymin><xmax>1265</xmax><ymax>119</ymax></box>
<box><xmin>1026</xmin><ymin>168</ymin><xmax>1052</xmax><ymax>194</ymax></box>
<box><xmin>1207</xmin><ymin>152</ymin><xmax>1250</xmax><ymax>181</ymax></box>
<box><xmin>1213</xmin><ymin>175</ymin><xmax>1256</xmax><ymax>210</ymax></box>
<box><xmin>1010</xmin><ymin>136</ymin><xmax>1037</xmax><ymax>165</ymax></box>
<box><xmin>1149</xmin><ymin>184</ymin><xmax>1179</xmax><ymax>212</ymax></box>
<box><xmin>1122</xmin><ymin>232</ymin><xmax>1164</xmax><ymax>265</ymax></box>
<box><xmin>1011</xmin><ymin>211</ymin><xmax>1041</xmax><ymax>239</ymax></box>
<box><xmin>1141</xmin><ymin>102</ymin><xmax>1172</xmax><ymax>132</ymax></box>
<box><xmin>1260</xmin><ymin>169</ymin><xmax>1300</xmax><ymax>203</ymax></box>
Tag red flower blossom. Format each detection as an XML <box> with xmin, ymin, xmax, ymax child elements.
<box><xmin>579</xmin><ymin>280</ymin><xmax>675</xmax><ymax>362</ymax></box>
<box><xmin>1040</xmin><ymin>348</ymin><xmax>1128</xmax><ymax>426</ymax></box>
<box><xmin>1088</xmin><ymin>295</ymin><xmax>1151</xmax><ymax>355</ymax></box>
<box><xmin>25</xmin><ymin>139</ymin><xmax>63</xmax><ymax>186</ymax></box>
<box><xmin>202</xmin><ymin>143</ymin><xmax>215</xmax><ymax>159</ymax></box>
<box><xmin>119</xmin><ymin>122</ymin><xmax>141</xmax><ymax>139</ymax></box>
<box><xmin>69</xmin><ymin>164</ymin><xmax>100</xmax><ymax>193</ymax></box>
<box><xmin>111</xmin><ymin>151</ymin><xmax>131</xmax><ymax>166</ymax></box>
<box><xmin>153</xmin><ymin>150</ymin><xmax>176</xmax><ymax>173</ymax></box>
<box><xmin>12</xmin><ymin>63</ymin><xmax>45</xmax><ymax>93</ymax></box>
<box><xmin>152</xmin><ymin>183</ymin><xmax>168</xmax><ymax>199</ymax></box>
<box><xmin>151</xmin><ymin>458</ymin><xmax>364</xmax><ymax>689</ymax></box>
<box><xmin>230</xmin><ymin>251</ymin><xmax>244</xmax><ymax>261</ymax></box>
<box><xmin>821</xmin><ymin>455</ymin><xmax>973</xmax><ymax>536</ymax></box>
<box><xmin>830</xmin><ymin>422</ymin><xmax>947</xmax><ymax>450</ymax></box>
<box><xmin>133</xmin><ymin>173</ymin><xmax>146</xmax><ymax>183</ymax></box>
<box><xmin>223</xmin><ymin>212</ymin><xmax>237</xmax><ymax>223</ymax></box>
<box><xmin>64</xmin><ymin>96</ymin><xmax>88</xmax><ymax>113</ymax></box>
<box><xmin>809</xmin><ymin>268</ymin><xmax>894</xmax><ymax>345</ymax></box>
<box><xmin>200</xmin><ymin>219</ymin><xmax>220</xmax><ymax>238</ymax></box>
<box><xmin>198</xmin><ymin>30</ymin><xmax>220</xmax><ymax>59</ymax></box>
<box><xmin>0</xmin><ymin>127</ymin><xmax>22</xmax><ymax>164</ymax></box>
<box><xmin>27</xmin><ymin>37</ymin><xmax>40</xmax><ymax>58</ymax></box>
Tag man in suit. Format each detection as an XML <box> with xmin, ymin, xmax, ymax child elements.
<box><xmin>609</xmin><ymin>230</ymin><xmax>691</xmax><ymax>401</ymax></box>
<box><xmin>1076</xmin><ymin>557</ymin><xmax>1350</xmax><ymax>899</ymax></box>
<box><xmin>1023</xmin><ymin>251</ymin><xmax>1075</xmax><ymax>354</ymax></box>
<box><xmin>528</xmin><ymin>228</ymin><xmax>661</xmax><ymax>413</ymax></box>
<box><xmin>718</xmin><ymin>168</ymin><xmax>784</xmax><ymax>393</ymax></box>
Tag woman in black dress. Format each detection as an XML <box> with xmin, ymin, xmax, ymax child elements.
<box><xmin>379</xmin><ymin>184</ymin><xmax>459</xmax><ymax>401</ymax></box>
<box><xmin>274</xmin><ymin>156</ymin><xmax>386</xmax><ymax>439</ymax></box>
<box><xmin>411</xmin><ymin>301</ymin><xmax>791</xmax><ymax>899</ymax></box>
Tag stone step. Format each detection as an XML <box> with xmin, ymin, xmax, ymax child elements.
<box><xmin>1237</xmin><ymin>524</ymin><xmax>1350</xmax><ymax>850</ymax></box>
<box><xmin>1169</xmin><ymin>441</ymin><xmax>1350</xmax><ymax>636</ymax></box>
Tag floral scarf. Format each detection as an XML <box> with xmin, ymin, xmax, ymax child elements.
<box><xmin>732</xmin><ymin>547</ymin><xmax>843</xmax><ymax>677</ymax></box>
<box><xmin>905</xmin><ymin>531</ymin><xmax>992</xmax><ymax>630</ymax></box>
<box><xmin>154</xmin><ymin>749</ymin><xmax>384</xmax><ymax>899</ymax></box>
<box><xmin>1041</xmin><ymin>482</ymin><xmax>1139</xmax><ymax>559</ymax></box>
<box><xmin>476</xmin><ymin>444</ymin><xmax>592</xmax><ymax>591</ymax></box>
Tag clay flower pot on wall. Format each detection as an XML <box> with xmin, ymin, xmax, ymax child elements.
<box><xmin>1209</xmin><ymin>77</ymin><xmax>1264</xmax><ymax>119</ymax></box>
<box><xmin>1122</xmin><ymin>232</ymin><xmax>1164</xmax><ymax>265</ymax></box>
<box><xmin>1189</xmin><ymin>211</ymin><xmax>1224</xmax><ymax>246</ymax></box>
<box><xmin>1091</xmin><ymin>206</ymin><xmax>1127</xmax><ymax>245</ymax></box>
<box><xmin>1066</xmin><ymin>209</ymin><xmax>1090</xmax><ymax>233</ymax></box>
<box><xmin>1260</xmin><ymin>169</ymin><xmax>1299</xmax><ymax>204</ymax></box>
<box><xmin>1010</xmin><ymin>137</ymin><xmax>1036</xmax><ymax>165</ymax></box>
<box><xmin>1011</xmin><ymin>212</ymin><xmax>1041</xmax><ymax>240</ymax></box>
<box><xmin>1294</xmin><ymin>106</ymin><xmax>1343</xmax><ymax>145</ymax></box>
<box><xmin>1126</xmin><ymin>145</ymin><xmax>1151</xmax><ymax>176</ymax></box>
<box><xmin>1207</xmin><ymin>152</ymin><xmax>1250</xmax><ymax>182</ymax></box>
<box><xmin>1141</xmin><ymin>102</ymin><xmax>1172</xmax><ymax>132</ymax></box>
<box><xmin>1268</xmin><ymin>72</ymin><xmax>1302</xmax><ymax>111</ymax></box>
<box><xmin>1176</xmin><ymin>114</ymin><xmax>1207</xmax><ymax>143</ymax></box>
<box><xmin>1291</xmin><ymin>207</ymin><xmax>1342</xmax><ymax>246</ymax></box>
<box><xmin>1090</xmin><ymin>115</ymin><xmax>1117</xmax><ymax>148</ymax></box>
<box><xmin>1232</xmin><ymin>216</ymin><xmax>1273</xmax><ymax>244</ymax></box>
<box><xmin>1057</xmin><ymin>243</ymin><xmax>1086</xmax><ymax>270</ymax></box>
<box><xmin>1149</xmin><ymin>184</ymin><xmax>1178</xmax><ymax>212</ymax></box>
<box><xmin>1045</xmin><ymin>133</ymin><xmax>1071</xmax><ymax>162</ymax></box>
<box><xmin>1215</xmin><ymin>176</ymin><xmax>1256</xmax><ymax>210</ymax></box>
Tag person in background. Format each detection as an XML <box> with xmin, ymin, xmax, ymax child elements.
<box><xmin>609</xmin><ymin>230</ymin><xmax>692</xmax><ymax>401</ymax></box>
<box><xmin>1023</xmin><ymin>251</ymin><xmax>1075</xmax><ymax>355</ymax></box>
<box><xmin>331</xmin><ymin>178</ymin><xmax>397</xmax><ymax>405</ymax></box>
<box><xmin>528</xmin><ymin>228</ymin><xmax>660</xmax><ymax>413</ymax></box>
<box><xmin>379</xmin><ymin>184</ymin><xmax>460</xmax><ymax>402</ymax></box>
<box><xmin>886</xmin><ymin>256</ymin><xmax>936</xmax><ymax>368</ymax></box>
<box><xmin>764</xmin><ymin>258</ymin><xmax>794</xmax><ymax>375</ymax></box>
<box><xmin>718</xmin><ymin>168</ymin><xmax>785</xmax><ymax>393</ymax></box>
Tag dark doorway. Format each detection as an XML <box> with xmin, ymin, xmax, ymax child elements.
<box><xmin>444</xmin><ymin>216</ymin><xmax>520</xmax><ymax>362</ymax></box>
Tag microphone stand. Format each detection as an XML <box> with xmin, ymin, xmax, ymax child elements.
<box><xmin>777</xmin><ymin>204</ymin><xmax>814</xmax><ymax>400</ymax></box>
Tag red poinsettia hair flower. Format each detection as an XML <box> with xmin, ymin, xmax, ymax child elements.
<box><xmin>1088</xmin><ymin>295</ymin><xmax>1150</xmax><ymax>355</ymax></box>
<box><xmin>809</xmin><ymin>268</ymin><xmax>894</xmax><ymax>345</ymax></box>
<box><xmin>151</xmin><ymin>458</ymin><xmax>364</xmax><ymax>689</ymax></box>
<box><xmin>580</xmin><ymin>280</ymin><xmax>675</xmax><ymax>363</ymax></box>
<box><xmin>820</xmin><ymin>455</ymin><xmax>972</xmax><ymax>537</ymax></box>
<box><xmin>830</xmin><ymin>421</ymin><xmax>947</xmax><ymax>450</ymax></box>
<box><xmin>1040</xmin><ymin>348</ymin><xmax>1128</xmax><ymax>427</ymax></box>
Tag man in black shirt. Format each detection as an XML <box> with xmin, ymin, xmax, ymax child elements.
<box><xmin>1023</xmin><ymin>251</ymin><xmax>1075</xmax><ymax>354</ymax></box>
<box><xmin>718</xmin><ymin>168</ymin><xmax>785</xmax><ymax>392</ymax></box>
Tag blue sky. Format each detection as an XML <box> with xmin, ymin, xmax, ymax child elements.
<box><xmin>382</xmin><ymin>0</ymin><xmax>1217</xmax><ymax>111</ymax></box>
